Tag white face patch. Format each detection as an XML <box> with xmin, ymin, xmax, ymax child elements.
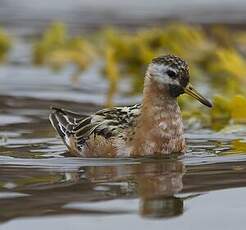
<box><xmin>147</xmin><ymin>63</ymin><xmax>179</xmax><ymax>86</ymax></box>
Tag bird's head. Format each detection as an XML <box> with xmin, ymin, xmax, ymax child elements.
<box><xmin>147</xmin><ymin>54</ymin><xmax>212</xmax><ymax>107</ymax></box>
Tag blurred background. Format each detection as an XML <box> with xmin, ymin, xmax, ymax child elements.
<box><xmin>0</xmin><ymin>1</ymin><xmax>246</xmax><ymax>229</ymax></box>
<box><xmin>0</xmin><ymin>0</ymin><xmax>245</xmax><ymax>130</ymax></box>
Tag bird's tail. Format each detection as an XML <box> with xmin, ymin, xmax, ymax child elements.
<box><xmin>49</xmin><ymin>107</ymin><xmax>87</xmax><ymax>154</ymax></box>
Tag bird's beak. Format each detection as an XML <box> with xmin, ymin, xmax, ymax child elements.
<box><xmin>184</xmin><ymin>83</ymin><xmax>213</xmax><ymax>108</ymax></box>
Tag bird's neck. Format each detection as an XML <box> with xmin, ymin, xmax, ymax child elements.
<box><xmin>142</xmin><ymin>75</ymin><xmax>178</xmax><ymax>111</ymax></box>
<box><xmin>130</xmin><ymin>75</ymin><xmax>185</xmax><ymax>156</ymax></box>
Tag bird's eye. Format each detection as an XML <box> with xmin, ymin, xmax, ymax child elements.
<box><xmin>167</xmin><ymin>69</ymin><xmax>177</xmax><ymax>79</ymax></box>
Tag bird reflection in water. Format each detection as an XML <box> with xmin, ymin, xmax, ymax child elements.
<box><xmin>80</xmin><ymin>159</ymin><xmax>185</xmax><ymax>218</ymax></box>
<box><xmin>137</xmin><ymin>161</ymin><xmax>184</xmax><ymax>218</ymax></box>
<box><xmin>0</xmin><ymin>160</ymin><xmax>185</xmax><ymax>222</ymax></box>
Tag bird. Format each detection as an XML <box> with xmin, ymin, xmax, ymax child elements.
<box><xmin>49</xmin><ymin>54</ymin><xmax>212</xmax><ymax>157</ymax></box>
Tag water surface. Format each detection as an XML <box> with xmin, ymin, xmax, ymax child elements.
<box><xmin>0</xmin><ymin>62</ymin><xmax>246</xmax><ymax>230</ymax></box>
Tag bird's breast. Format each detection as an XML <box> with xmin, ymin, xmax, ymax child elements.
<box><xmin>129</xmin><ymin>103</ymin><xmax>186</xmax><ymax>156</ymax></box>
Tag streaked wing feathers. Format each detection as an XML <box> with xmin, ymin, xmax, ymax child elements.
<box><xmin>49</xmin><ymin>104</ymin><xmax>141</xmax><ymax>150</ymax></box>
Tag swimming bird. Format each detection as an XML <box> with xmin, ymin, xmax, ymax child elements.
<box><xmin>49</xmin><ymin>54</ymin><xmax>212</xmax><ymax>157</ymax></box>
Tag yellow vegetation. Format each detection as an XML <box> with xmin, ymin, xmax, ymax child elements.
<box><xmin>230</xmin><ymin>95</ymin><xmax>246</xmax><ymax>123</ymax></box>
<box><xmin>210</xmin><ymin>95</ymin><xmax>246</xmax><ymax>130</ymax></box>
<box><xmin>0</xmin><ymin>28</ymin><xmax>11</xmax><ymax>62</ymax></box>
<box><xmin>32</xmin><ymin>22</ymin><xmax>246</xmax><ymax>130</ymax></box>
<box><xmin>32</xmin><ymin>23</ymin><xmax>95</xmax><ymax>72</ymax></box>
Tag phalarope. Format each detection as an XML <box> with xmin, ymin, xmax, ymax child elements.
<box><xmin>50</xmin><ymin>54</ymin><xmax>212</xmax><ymax>157</ymax></box>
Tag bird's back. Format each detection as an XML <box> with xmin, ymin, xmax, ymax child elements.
<box><xmin>49</xmin><ymin>105</ymin><xmax>141</xmax><ymax>156</ymax></box>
